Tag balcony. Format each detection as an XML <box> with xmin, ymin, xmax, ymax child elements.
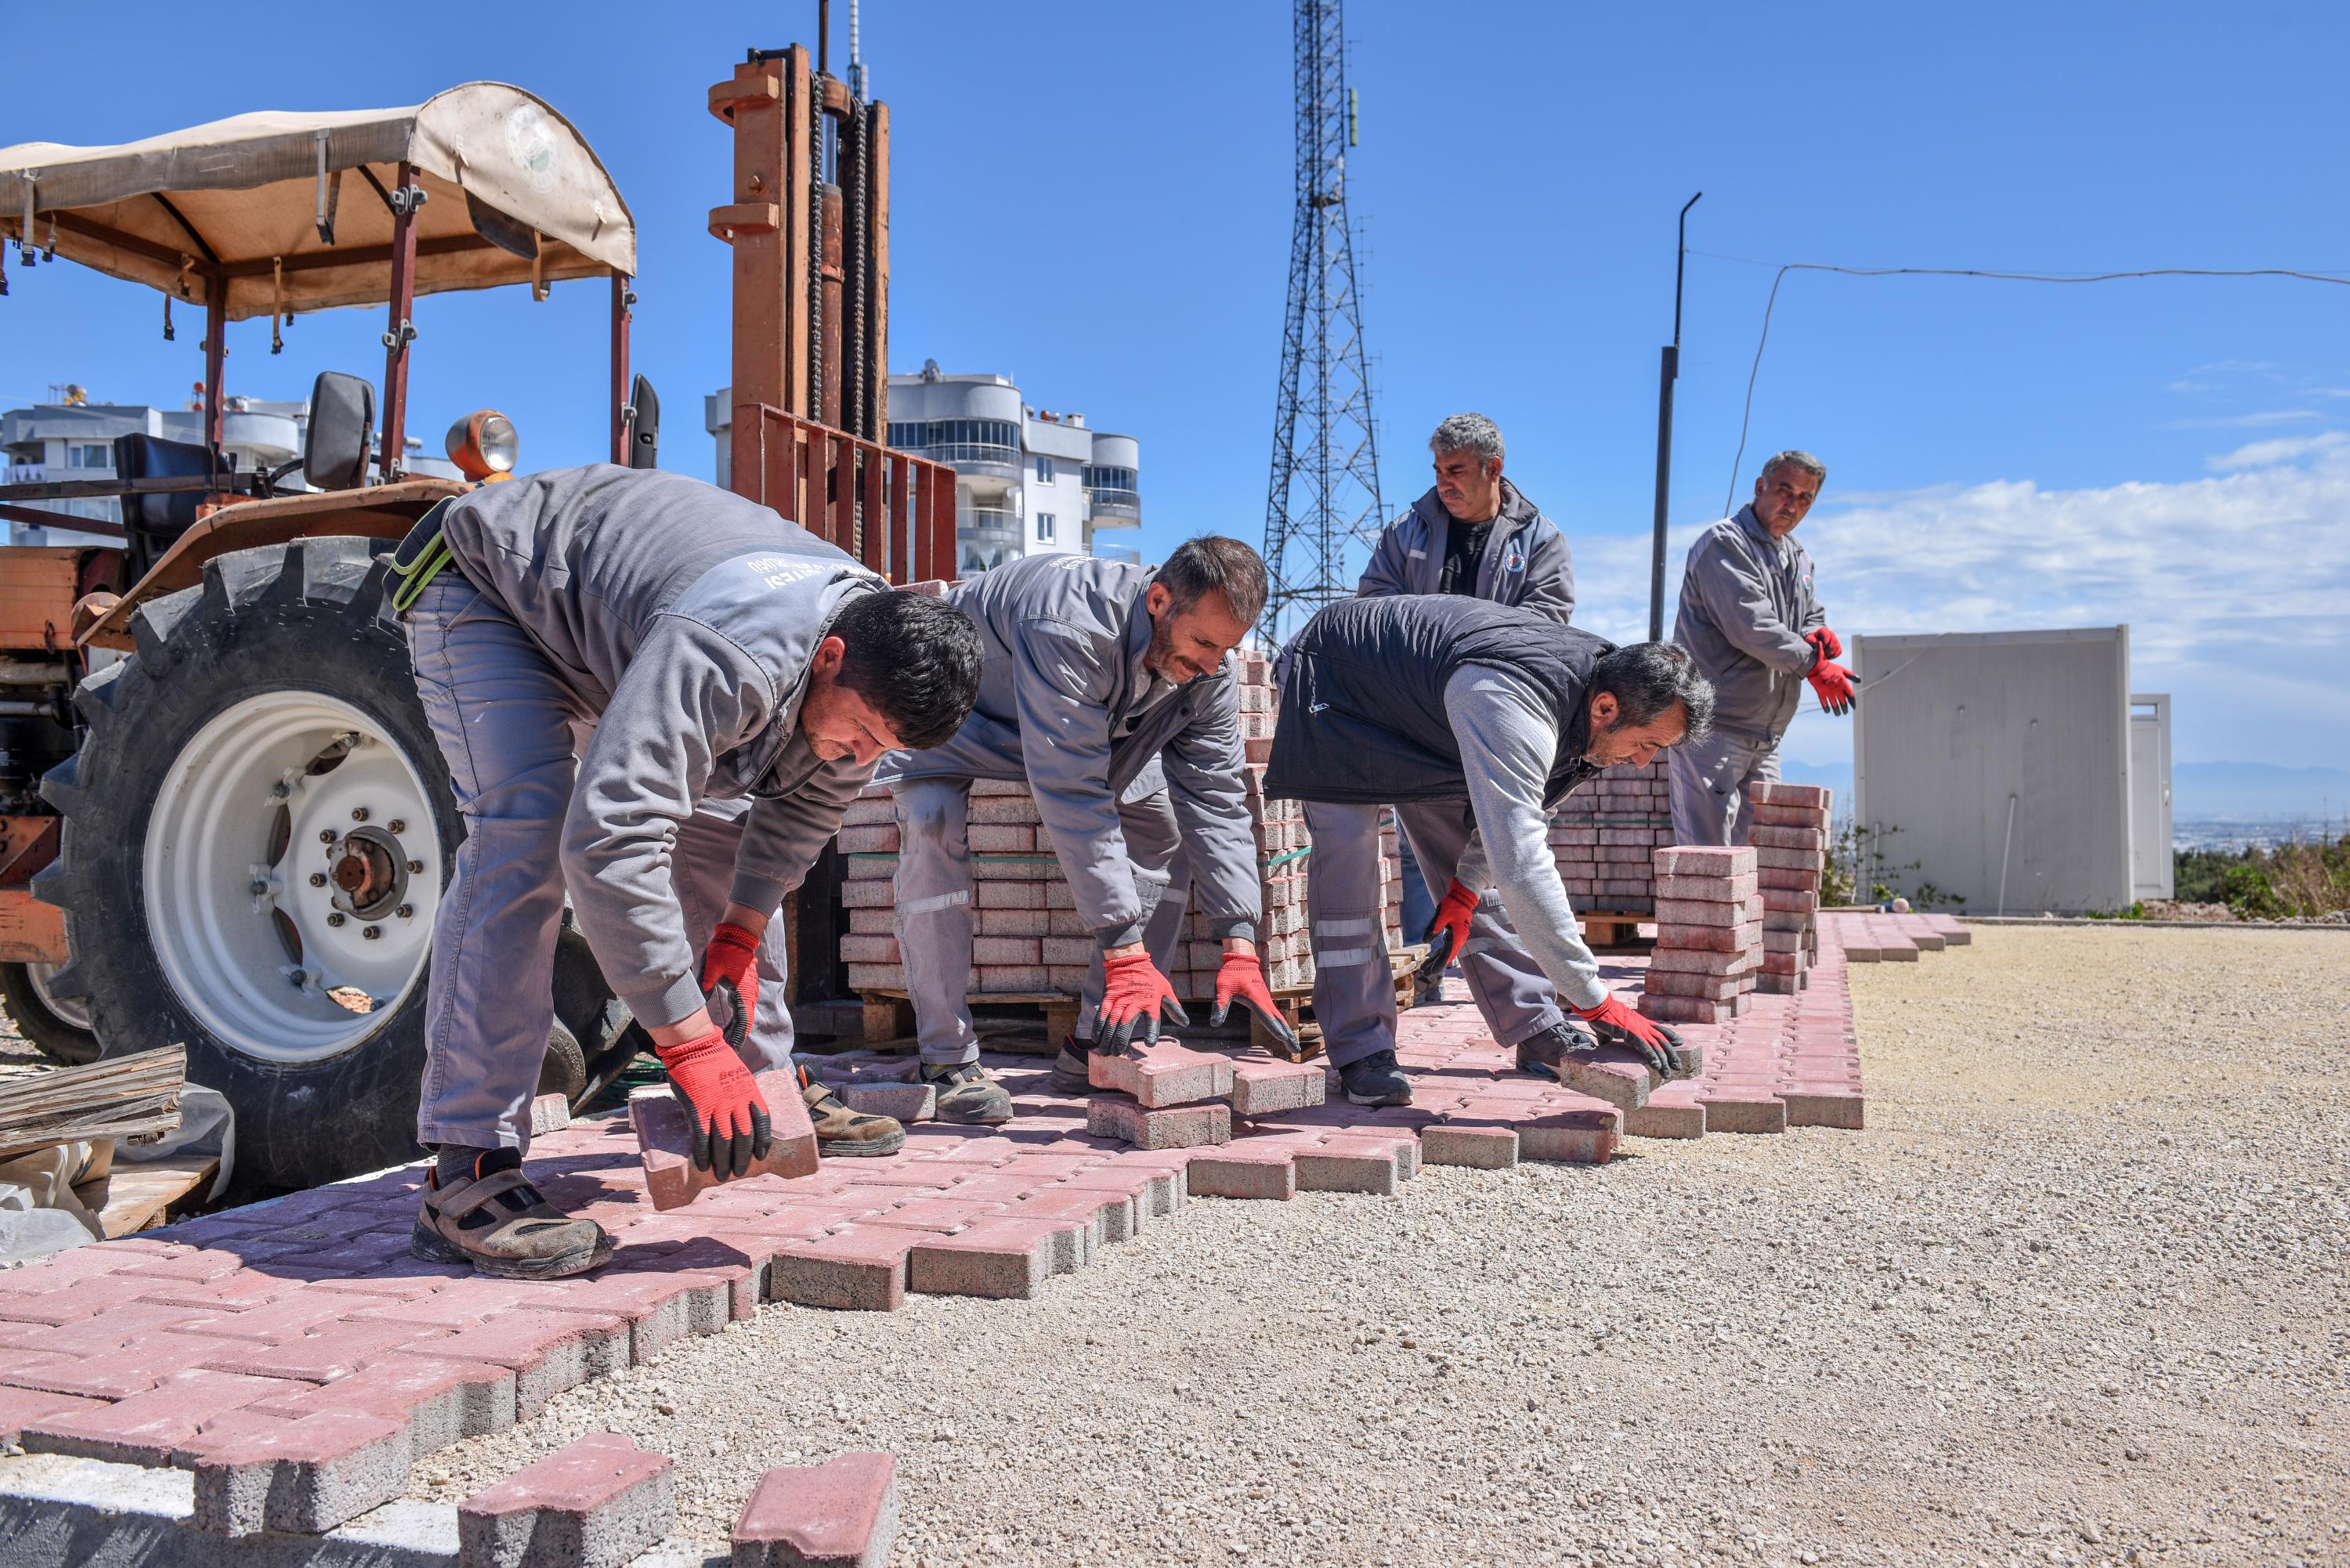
<box><xmin>1085</xmin><ymin>486</ymin><xmax>1141</xmax><ymax>527</ymax></box>
<box><xmin>1090</xmin><ymin>542</ymin><xmax>1141</xmax><ymax>565</ymax></box>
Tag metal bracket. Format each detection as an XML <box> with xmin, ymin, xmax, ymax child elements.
<box><xmin>386</xmin><ymin>184</ymin><xmax>428</xmax><ymax>219</ymax></box>
<box><xmin>381</xmin><ymin>320</ymin><xmax>418</xmax><ymax>351</ymax></box>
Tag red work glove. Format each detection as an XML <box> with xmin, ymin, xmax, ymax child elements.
<box><xmin>1416</xmin><ymin>879</ymin><xmax>1480</xmax><ymax>983</ymax></box>
<box><xmin>1806</xmin><ymin>656</ymin><xmax>1856</xmax><ymax>717</ymax></box>
<box><xmin>1096</xmin><ymin>950</ymin><xmax>1189</xmax><ymax>1053</ymax></box>
<box><xmin>699</xmin><ymin>921</ymin><xmax>762</xmax><ymax>1049</ymax></box>
<box><xmin>1209</xmin><ymin>948</ymin><xmax>1299</xmax><ymax>1057</ymax></box>
<box><xmin>653</xmin><ymin>1025</ymin><xmax>773</xmax><ymax>1180</ymax></box>
<box><xmin>1572</xmin><ymin>992</ymin><xmax>1700</xmax><ymax>1080</ymax></box>
<box><xmin>1806</xmin><ymin>626</ymin><xmax>1842</xmax><ymax>661</ymax></box>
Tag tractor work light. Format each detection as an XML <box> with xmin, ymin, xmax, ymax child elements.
<box><xmin>444</xmin><ymin>411</ymin><xmax>519</xmax><ymax>482</ymax></box>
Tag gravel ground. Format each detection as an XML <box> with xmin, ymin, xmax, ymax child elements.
<box><xmin>404</xmin><ymin>927</ymin><xmax>2349</xmax><ymax>1567</ymax></box>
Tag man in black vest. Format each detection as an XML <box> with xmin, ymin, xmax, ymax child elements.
<box><xmin>1266</xmin><ymin>596</ymin><xmax>1714</xmax><ymax>1107</ymax></box>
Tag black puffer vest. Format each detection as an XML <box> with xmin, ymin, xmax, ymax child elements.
<box><xmin>1264</xmin><ymin>595</ymin><xmax>1613</xmax><ymax>808</ymax></box>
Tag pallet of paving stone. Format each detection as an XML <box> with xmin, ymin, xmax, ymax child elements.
<box><xmin>1746</xmin><ymin>781</ymin><xmax>1832</xmax><ymax>995</ymax></box>
<box><xmin>849</xmin><ymin>988</ymin><xmax>1083</xmax><ymax>1053</ymax></box>
<box><xmin>1577</xmin><ymin>910</ymin><xmax>1656</xmax><ymax>952</ymax></box>
<box><xmin>1549</xmin><ymin>757</ymin><xmax>1672</xmax><ymax>919</ymax></box>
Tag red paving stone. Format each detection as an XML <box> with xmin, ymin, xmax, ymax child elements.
<box><xmin>0</xmin><ymin>914</ymin><xmax>1961</xmax><ymax>1489</ymax></box>
<box><xmin>732</xmin><ymin>1451</ymin><xmax>900</xmax><ymax>1568</ymax></box>
<box><xmin>457</xmin><ymin>1431</ymin><xmax>674</xmax><ymax>1568</ymax></box>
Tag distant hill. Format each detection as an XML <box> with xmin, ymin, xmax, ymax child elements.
<box><xmin>1765</xmin><ymin>758</ymin><xmax>2348</xmax><ymax>827</ymax></box>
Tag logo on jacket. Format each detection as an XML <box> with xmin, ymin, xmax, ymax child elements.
<box><xmin>1504</xmin><ymin>547</ymin><xmax>1526</xmax><ymax>574</ymax></box>
<box><xmin>747</xmin><ymin>556</ymin><xmax>823</xmax><ymax>590</ymax></box>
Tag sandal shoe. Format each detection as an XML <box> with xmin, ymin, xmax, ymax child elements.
<box><xmin>800</xmin><ymin>1071</ymin><xmax>906</xmax><ymax>1158</ymax></box>
<box><xmin>411</xmin><ymin>1151</ymin><xmax>611</xmax><ymax>1280</ymax></box>
<box><xmin>920</xmin><ymin>1060</ymin><xmax>1014</xmax><ymax>1125</ymax></box>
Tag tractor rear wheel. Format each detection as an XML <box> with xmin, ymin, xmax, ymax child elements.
<box><xmin>0</xmin><ymin>959</ymin><xmax>100</xmax><ymax>1065</ymax></box>
<box><xmin>37</xmin><ymin>538</ymin><xmax>627</xmax><ymax>1194</ymax></box>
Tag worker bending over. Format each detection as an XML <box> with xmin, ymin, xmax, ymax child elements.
<box><xmin>394</xmin><ymin>465</ymin><xmax>982</xmax><ymax>1279</ymax></box>
<box><xmin>875</xmin><ymin>540</ymin><xmax>1295</xmax><ymax>1121</ymax></box>
<box><xmin>1358</xmin><ymin>412</ymin><xmax>1592</xmax><ymax>1075</ymax></box>
<box><xmin>1264</xmin><ymin>595</ymin><xmax>1711</xmax><ymax>1107</ymax></box>
<box><xmin>1668</xmin><ymin>449</ymin><xmax>1855</xmax><ymax>846</ymax></box>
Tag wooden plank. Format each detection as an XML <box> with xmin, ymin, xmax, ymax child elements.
<box><xmin>0</xmin><ymin>1045</ymin><xmax>185</xmax><ymax>1162</ymax></box>
<box><xmin>0</xmin><ymin>551</ymin><xmax>81</xmax><ymax>650</ymax></box>
<box><xmin>96</xmin><ymin>1155</ymin><xmax>219</xmax><ymax>1237</ymax></box>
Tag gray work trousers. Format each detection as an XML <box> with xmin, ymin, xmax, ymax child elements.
<box><xmin>1667</xmin><ymin>728</ymin><xmax>1782</xmax><ymax>847</ymax></box>
<box><xmin>1392</xmin><ymin>800</ymin><xmax>1566</xmax><ymax>1050</ymax></box>
<box><xmin>1300</xmin><ymin>801</ymin><xmax>1394</xmax><ymax>1069</ymax></box>
<box><xmin>890</xmin><ymin>779</ymin><xmax>1191</xmax><ymax>1064</ymax></box>
<box><xmin>407</xmin><ymin>577</ymin><xmax>796</xmax><ymax>1154</ymax></box>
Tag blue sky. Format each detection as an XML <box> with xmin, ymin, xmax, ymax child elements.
<box><xmin>6</xmin><ymin>1</ymin><xmax>2348</xmax><ymax>771</ymax></box>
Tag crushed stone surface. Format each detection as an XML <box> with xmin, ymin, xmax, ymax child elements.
<box><xmin>409</xmin><ymin>928</ymin><xmax>2350</xmax><ymax>1566</ymax></box>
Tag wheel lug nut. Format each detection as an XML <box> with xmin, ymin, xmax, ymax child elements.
<box><xmin>395</xmin><ymin>904</ymin><xmax>414</xmax><ymax>919</ymax></box>
<box><xmin>387</xmin><ymin>819</ymin><xmax>407</xmax><ymax>834</ymax></box>
<box><xmin>288</xmin><ymin>967</ymin><xmax>307</xmax><ymax>988</ymax></box>
<box><xmin>320</xmin><ymin>830</ymin><xmax>336</xmax><ymax>844</ymax></box>
<box><xmin>272</xmin><ymin>782</ymin><xmax>291</xmax><ymax>799</ymax></box>
<box><xmin>351</xmin><ymin>807</ymin><xmax>371</xmax><ymax>822</ymax></box>
<box><xmin>309</xmin><ymin>873</ymin><xmax>328</xmax><ymax>887</ymax></box>
<box><xmin>362</xmin><ymin>925</ymin><xmax>381</xmax><ymax>940</ymax></box>
<box><xmin>249</xmin><ymin>880</ymin><xmax>269</xmax><ymax>896</ymax></box>
<box><xmin>326</xmin><ymin>912</ymin><xmax>346</xmax><ymax>927</ymax></box>
<box><xmin>405</xmin><ymin>859</ymin><xmax>424</xmax><ymax>874</ymax></box>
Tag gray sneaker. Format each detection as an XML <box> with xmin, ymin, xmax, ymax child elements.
<box><xmin>920</xmin><ymin>1060</ymin><xmax>1014</xmax><ymax>1125</ymax></box>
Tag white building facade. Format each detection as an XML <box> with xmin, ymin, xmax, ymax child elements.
<box><xmin>704</xmin><ymin>361</ymin><xmax>1141</xmax><ymax>576</ymax></box>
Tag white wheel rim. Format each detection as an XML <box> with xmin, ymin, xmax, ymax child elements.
<box><xmin>24</xmin><ymin>961</ymin><xmax>90</xmax><ymax>1032</ymax></box>
<box><xmin>143</xmin><ymin>690</ymin><xmax>440</xmax><ymax>1064</ymax></box>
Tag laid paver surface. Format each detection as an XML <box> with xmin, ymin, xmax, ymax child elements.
<box><xmin>0</xmin><ymin>919</ymin><xmax>1943</xmax><ymax>1526</ymax></box>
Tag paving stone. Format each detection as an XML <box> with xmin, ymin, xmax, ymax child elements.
<box><xmin>1419</xmin><ymin>1123</ymin><xmax>1519</xmax><ymax>1169</ymax></box>
<box><xmin>1651</xmin><ymin>845</ymin><xmax>1756</xmax><ymax>876</ymax></box>
<box><xmin>1695</xmin><ymin>1086</ymin><xmax>1789</xmax><ymax>1135</ymax></box>
<box><xmin>630</xmin><ymin>1072</ymin><xmax>819</xmax><ymax>1212</ymax></box>
<box><xmin>246</xmin><ymin>1353</ymin><xmax>516</xmax><ymax>1457</ymax></box>
<box><xmin>1780</xmin><ymin>1086</ymin><xmax>1865</xmax><ymax>1130</ymax></box>
<box><xmin>837</xmin><ymin>1082</ymin><xmax>936</xmax><ymax>1122</ymax></box>
<box><xmin>767</xmin><ymin>1228</ymin><xmax>915</xmax><ymax>1312</ymax></box>
<box><xmin>1084</xmin><ymin>1093</ymin><xmax>1231</xmax><ymax>1151</ymax></box>
<box><xmin>190</xmin><ymin>1409</ymin><xmax>410</xmax><ymax>1536</ymax></box>
<box><xmin>196</xmin><ymin>1317</ymin><xmax>442</xmax><ymax>1382</ymax></box>
<box><xmin>457</xmin><ymin>1431</ymin><xmax>674</xmax><ymax>1568</ymax></box>
<box><xmin>24</xmin><ymin>1364</ymin><xmax>308</xmax><ymax>1468</ymax></box>
<box><xmin>907</xmin><ymin>1219</ymin><xmax>1068</xmax><ymax>1299</ymax></box>
<box><xmin>0</xmin><ymin>1386</ymin><xmax>110</xmax><ymax>1445</ymax></box>
<box><xmin>1650</xmin><ymin>922</ymin><xmax>1761</xmax><ymax>953</ymax></box>
<box><xmin>529</xmin><ymin>1093</ymin><xmax>573</xmax><ymax>1137</ymax></box>
<box><xmin>1516</xmin><ymin>1107</ymin><xmax>1620</xmax><ymax>1165</ymax></box>
<box><xmin>1012</xmin><ymin>1187</ymin><xmax>1133</xmax><ymax>1250</ymax></box>
<box><xmin>2</xmin><ymin>1329</ymin><xmax>251</xmax><ymax>1400</ymax></box>
<box><xmin>1551</xmin><ymin>1047</ymin><xmax>1655</xmax><ymax>1110</ymax></box>
<box><xmin>1086</xmin><ymin>1043</ymin><xmax>1235</xmax><ymax>1107</ymax></box>
<box><xmin>1185</xmin><ymin>1143</ymin><xmax>1299</xmax><ymax>1201</ymax></box>
<box><xmin>732</xmin><ymin>1451</ymin><xmax>899</xmax><ymax>1568</ymax></box>
<box><xmin>1226</xmin><ymin>1056</ymin><xmax>1325</xmax><ymax>1118</ymax></box>
<box><xmin>1654</xmin><ymin>873</ymin><xmax>1759</xmax><ymax>902</ymax></box>
<box><xmin>390</xmin><ymin>1310</ymin><xmax>629</xmax><ymax>1421</ymax></box>
<box><xmin>1623</xmin><ymin>1094</ymin><xmax>1708</xmax><ymax>1139</ymax></box>
<box><xmin>1292</xmin><ymin>1137</ymin><xmax>1409</xmax><ymax>1195</ymax></box>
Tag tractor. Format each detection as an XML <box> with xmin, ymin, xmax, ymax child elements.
<box><xmin>0</xmin><ymin>49</ymin><xmax>954</xmax><ymax>1195</ymax></box>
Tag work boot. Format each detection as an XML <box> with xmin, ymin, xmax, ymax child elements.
<box><xmin>1336</xmin><ymin>1049</ymin><xmax>1412</xmax><ymax>1107</ymax></box>
<box><xmin>920</xmin><ymin>1060</ymin><xmax>1015</xmax><ymax>1125</ymax></box>
<box><xmin>1048</xmin><ymin>1034</ymin><xmax>1097</xmax><ymax>1097</ymax></box>
<box><xmin>1512</xmin><ymin>1019</ymin><xmax>1596</xmax><ymax>1082</ymax></box>
<box><xmin>411</xmin><ymin>1147</ymin><xmax>612</xmax><ymax>1281</ymax></box>
<box><xmin>1517</xmin><ymin>1020</ymin><xmax>1658</xmax><ymax>1111</ymax></box>
<box><xmin>798</xmin><ymin>1068</ymin><xmax>906</xmax><ymax>1158</ymax></box>
<box><xmin>1411</xmin><ymin>964</ymin><xmax>1447</xmax><ymax>1008</ymax></box>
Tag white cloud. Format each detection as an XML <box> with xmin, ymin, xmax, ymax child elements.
<box><xmin>2207</xmin><ymin>431</ymin><xmax>2348</xmax><ymax>470</ymax></box>
<box><xmin>2167</xmin><ymin>408</ymin><xmax>2322</xmax><ymax>429</ymax></box>
<box><xmin>1567</xmin><ymin>442</ymin><xmax>2350</xmax><ymax>771</ymax></box>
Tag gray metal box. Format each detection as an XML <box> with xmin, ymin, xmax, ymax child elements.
<box><xmin>1852</xmin><ymin>627</ymin><xmax>2133</xmax><ymax>914</ymax></box>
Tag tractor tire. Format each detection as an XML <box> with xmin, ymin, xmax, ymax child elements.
<box><xmin>0</xmin><ymin>960</ymin><xmax>101</xmax><ymax>1066</ymax></box>
<box><xmin>36</xmin><ymin>537</ymin><xmax>620</xmax><ymax>1195</ymax></box>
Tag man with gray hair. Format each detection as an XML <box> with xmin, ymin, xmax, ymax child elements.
<box><xmin>1668</xmin><ymin>450</ymin><xmax>1856</xmax><ymax>846</ymax></box>
<box><xmin>1358</xmin><ymin>413</ymin><xmax>1575</xmax><ymax>613</ymax></box>
<box><xmin>1357</xmin><ymin>412</ymin><xmax>1591</xmax><ymax>1079</ymax></box>
<box><xmin>874</xmin><ymin>538</ymin><xmax>1298</xmax><ymax>1121</ymax></box>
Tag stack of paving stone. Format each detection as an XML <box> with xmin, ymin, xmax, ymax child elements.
<box><xmin>1749</xmin><ymin>782</ymin><xmax>1833</xmax><ymax>994</ymax></box>
<box><xmin>1638</xmin><ymin>844</ymin><xmax>1762</xmax><ymax>1024</ymax></box>
<box><xmin>838</xmin><ymin>649</ymin><xmax>1401</xmax><ymax>1006</ymax></box>
<box><xmin>1549</xmin><ymin>757</ymin><xmax>1671</xmax><ymax>917</ymax></box>
<box><xmin>1085</xmin><ymin>1041</ymin><xmax>1326</xmax><ymax>1152</ymax></box>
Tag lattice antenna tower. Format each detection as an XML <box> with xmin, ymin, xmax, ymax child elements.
<box><xmin>1260</xmin><ymin>0</ymin><xmax>1382</xmax><ymax>645</ymax></box>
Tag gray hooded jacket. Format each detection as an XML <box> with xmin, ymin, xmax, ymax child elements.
<box><xmin>875</xmin><ymin>553</ymin><xmax>1261</xmax><ymax>948</ymax></box>
<box><xmin>436</xmin><ymin>464</ymin><xmax>886</xmax><ymax>1026</ymax></box>
<box><xmin>1672</xmin><ymin>504</ymin><xmax>1828</xmax><ymax>742</ymax></box>
<box><xmin>1357</xmin><ymin>479</ymin><xmax>1576</xmax><ymax>619</ymax></box>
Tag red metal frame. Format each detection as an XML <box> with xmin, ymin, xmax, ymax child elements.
<box><xmin>727</xmin><ymin>402</ymin><xmax>955</xmax><ymax>584</ymax></box>
<box><xmin>609</xmin><ymin>273</ymin><xmax>632</xmax><ymax>464</ymax></box>
<box><xmin>376</xmin><ymin>162</ymin><xmax>421</xmax><ymax>479</ymax></box>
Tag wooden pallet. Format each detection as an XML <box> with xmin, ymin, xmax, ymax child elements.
<box><xmin>1247</xmin><ymin>944</ymin><xmax>1429</xmax><ymax>1062</ymax></box>
<box><xmin>852</xmin><ymin>989</ymin><xmax>1083</xmax><ymax>1055</ymax></box>
<box><xmin>1578</xmin><ymin>910</ymin><xmax>1655</xmax><ymax>952</ymax></box>
<box><xmin>95</xmin><ymin>1154</ymin><xmax>219</xmax><ymax>1237</ymax></box>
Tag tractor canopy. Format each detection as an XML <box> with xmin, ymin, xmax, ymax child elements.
<box><xmin>0</xmin><ymin>82</ymin><xmax>636</xmax><ymax>317</ymax></box>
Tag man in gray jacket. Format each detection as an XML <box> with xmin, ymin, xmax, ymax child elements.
<box><xmin>393</xmin><ymin>465</ymin><xmax>983</xmax><ymax>1279</ymax></box>
<box><xmin>874</xmin><ymin>539</ymin><xmax>1295</xmax><ymax>1118</ymax></box>
<box><xmin>1357</xmin><ymin>413</ymin><xmax>1575</xmax><ymax>614</ymax></box>
<box><xmin>1266</xmin><ymin>596</ymin><xmax>1710</xmax><ymax>1107</ymax></box>
<box><xmin>1357</xmin><ymin>412</ymin><xmax>1590</xmax><ymax>1079</ymax></box>
<box><xmin>1668</xmin><ymin>450</ymin><xmax>1856</xmax><ymax>846</ymax></box>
